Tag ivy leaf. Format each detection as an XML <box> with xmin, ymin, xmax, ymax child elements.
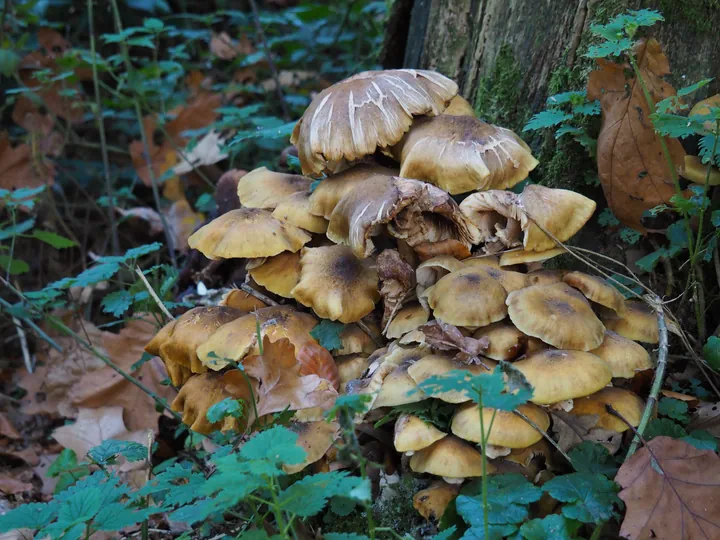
<box><xmin>240</xmin><ymin>425</ymin><xmax>306</xmax><ymax>466</ymax></box>
<box><xmin>569</xmin><ymin>441</ymin><xmax>618</xmax><ymax>478</ymax></box>
<box><xmin>658</xmin><ymin>398</ymin><xmax>690</xmax><ymax>424</ymax></box>
<box><xmin>101</xmin><ymin>290</ymin><xmax>134</xmax><ymax>317</ymax></box>
<box><xmin>0</xmin><ymin>502</ymin><xmax>58</xmax><ymax>532</ymax></box>
<box><xmin>206</xmin><ymin>397</ymin><xmax>244</xmax><ymax>423</ymax></box>
<box><xmin>703</xmin><ymin>336</ymin><xmax>720</xmax><ymax>371</ymax></box>
<box><xmin>522</xmin><ymin>110</ymin><xmax>572</xmax><ymax>132</ymax></box>
<box><xmin>542</xmin><ymin>473</ymin><xmax>620</xmax><ymax>524</ymax></box>
<box><xmin>519</xmin><ymin>514</ymin><xmax>577</xmax><ymax>540</ymax></box>
<box><xmin>309</xmin><ymin>319</ymin><xmax>346</xmax><ymax>351</ymax></box>
<box><xmin>87</xmin><ymin>439</ymin><xmax>148</xmax><ymax>465</ymax></box>
<box><xmin>457</xmin><ymin>474</ymin><xmax>542</xmax><ymax>527</ymax></box>
<box><xmin>32</xmin><ymin>230</ymin><xmax>77</xmax><ymax>249</ymax></box>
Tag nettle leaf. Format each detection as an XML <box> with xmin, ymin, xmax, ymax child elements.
<box><xmin>522</xmin><ymin>110</ymin><xmax>572</xmax><ymax>132</ymax></box>
<box><xmin>585</xmin><ymin>38</ymin><xmax>633</xmax><ymax>59</ymax></box>
<box><xmin>101</xmin><ymin>290</ymin><xmax>134</xmax><ymax>317</ymax></box>
<box><xmin>74</xmin><ymin>262</ymin><xmax>122</xmax><ymax>287</ymax></box>
<box><xmin>88</xmin><ymin>439</ymin><xmax>147</xmax><ymax>465</ymax></box>
<box><xmin>32</xmin><ymin>230</ymin><xmax>77</xmax><ymax>249</ymax></box>
<box><xmin>0</xmin><ymin>501</ymin><xmax>58</xmax><ymax>532</ymax></box>
<box><xmin>542</xmin><ymin>473</ymin><xmax>620</xmax><ymax>524</ymax></box>
<box><xmin>0</xmin><ymin>255</ymin><xmax>29</xmax><ymax>275</ymax></box>
<box><xmin>240</xmin><ymin>425</ymin><xmax>306</xmax><ymax>466</ymax></box>
<box><xmin>547</xmin><ymin>91</ymin><xmax>587</xmax><ymax>106</ymax></box>
<box><xmin>569</xmin><ymin>441</ymin><xmax>618</xmax><ymax>478</ymax></box>
<box><xmin>658</xmin><ymin>398</ymin><xmax>690</xmax><ymax>424</ymax></box>
<box><xmin>572</xmin><ymin>101</ymin><xmax>600</xmax><ymax>116</ymax></box>
<box><xmin>645</xmin><ymin>418</ymin><xmax>687</xmax><ymax>440</ymax></box>
<box><xmin>0</xmin><ymin>218</ymin><xmax>35</xmax><ymax>240</ymax></box>
<box><xmin>704</xmin><ymin>336</ymin><xmax>720</xmax><ymax>371</ymax></box>
<box><xmin>278</xmin><ymin>471</ymin><xmax>364</xmax><ymax>517</ymax></box>
<box><xmin>651</xmin><ymin>113</ymin><xmax>708</xmax><ymax>138</ymax></box>
<box><xmin>136</xmin><ymin>462</ymin><xmax>204</xmax><ymax>507</ymax></box>
<box><xmin>519</xmin><ymin>514</ymin><xmax>577</xmax><ymax>540</ymax></box>
<box><xmin>699</xmin><ymin>135</ymin><xmax>720</xmax><ymax>167</ymax></box>
<box><xmin>206</xmin><ymin>397</ymin><xmax>244</xmax><ymax>423</ymax></box>
<box><xmin>458</xmin><ymin>474</ymin><xmax>542</xmax><ymax>527</ymax></box>
<box><xmin>93</xmin><ymin>503</ymin><xmax>154</xmax><ymax>531</ymax></box>
<box><xmin>310</xmin><ymin>319</ymin><xmax>346</xmax><ymax>351</ymax></box>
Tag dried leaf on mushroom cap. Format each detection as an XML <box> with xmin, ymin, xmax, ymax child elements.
<box><xmin>409</xmin><ymin>435</ymin><xmax>494</xmax><ymax>480</ymax></box>
<box><xmin>188</xmin><ymin>208</ymin><xmax>311</xmax><ymax>260</ymax></box>
<box><xmin>418</xmin><ymin>320</ymin><xmax>489</xmax><ymax>362</ymax></box>
<box><xmin>602</xmin><ymin>299</ymin><xmax>659</xmax><ymax>344</ymax></box>
<box><xmin>414</xmin><ymin>239</ymin><xmax>471</xmax><ymax>261</ymax></box>
<box><xmin>589</xmin><ymin>330</ymin><xmax>652</xmax><ymax>378</ymax></box>
<box><xmin>392</xmin><ymin>115</ymin><xmax>538</xmax><ymax>194</ymax></box>
<box><xmin>570</xmin><ymin>387</ymin><xmax>644</xmax><ymax>433</ymax></box>
<box><xmin>248</xmin><ymin>251</ymin><xmax>301</xmax><ymax>298</ymax></box>
<box><xmin>394</xmin><ymin>414</ymin><xmax>447</xmax><ymax>453</ymax></box>
<box><xmin>236</xmin><ymin>166</ymin><xmax>312</xmax><ymax>209</ymax></box>
<box><xmin>512</xmin><ymin>349</ymin><xmax>612</xmax><ymax>405</ymax></box>
<box><xmin>271</xmin><ymin>191</ymin><xmax>329</xmax><ymax>234</ymax></box>
<box><xmin>563</xmin><ymin>271</ymin><xmax>627</xmax><ymax>316</ymax></box>
<box><xmin>291</xmin><ymin>69</ymin><xmax>458</xmax><ymax>176</ymax></box>
<box><xmin>506</xmin><ymin>283</ymin><xmax>605</xmax><ymax>351</ymax></box>
<box><xmin>291</xmin><ymin>245</ymin><xmax>379</xmax><ymax>323</ymax></box>
<box><xmin>145</xmin><ymin>306</ymin><xmax>244</xmax><ymax>380</ymax></box>
<box><xmin>308</xmin><ymin>164</ymin><xmax>398</xmax><ymax>219</ymax></box>
<box><xmin>378</xmin><ymin>249</ymin><xmax>416</xmax><ymax>328</ymax></box>
<box><xmin>327</xmin><ymin>175</ymin><xmax>480</xmax><ymax>259</ymax></box>
<box><xmin>451</xmin><ymin>403</ymin><xmax>549</xmax><ymax>448</ymax></box>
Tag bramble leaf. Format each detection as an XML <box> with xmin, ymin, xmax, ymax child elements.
<box><xmin>101</xmin><ymin>290</ymin><xmax>134</xmax><ymax>317</ymax></box>
<box><xmin>543</xmin><ymin>473</ymin><xmax>620</xmax><ymax>524</ymax></box>
<box><xmin>458</xmin><ymin>474</ymin><xmax>542</xmax><ymax>527</ymax></box>
<box><xmin>569</xmin><ymin>441</ymin><xmax>618</xmax><ymax>477</ymax></box>
<box><xmin>88</xmin><ymin>439</ymin><xmax>148</xmax><ymax>465</ymax></box>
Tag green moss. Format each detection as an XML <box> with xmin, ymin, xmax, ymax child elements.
<box><xmin>655</xmin><ymin>0</ymin><xmax>720</xmax><ymax>33</ymax></box>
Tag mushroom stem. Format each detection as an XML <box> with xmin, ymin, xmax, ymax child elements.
<box><xmin>135</xmin><ymin>266</ymin><xmax>175</xmax><ymax>321</ymax></box>
<box><xmin>512</xmin><ymin>409</ymin><xmax>574</xmax><ymax>467</ymax></box>
<box><xmin>239</xmin><ymin>283</ymin><xmax>280</xmax><ymax>307</ymax></box>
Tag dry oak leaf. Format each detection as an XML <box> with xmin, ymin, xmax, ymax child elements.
<box><xmin>243</xmin><ymin>336</ymin><xmax>338</xmax><ymax>417</ymax></box>
<box><xmin>419</xmin><ymin>320</ymin><xmax>489</xmax><ymax>363</ymax></box>
<box><xmin>587</xmin><ymin>38</ymin><xmax>686</xmax><ymax>232</ymax></box>
<box><xmin>0</xmin><ymin>132</ymin><xmax>56</xmax><ymax>192</ymax></box>
<box><xmin>0</xmin><ymin>474</ymin><xmax>33</xmax><ymax>495</ymax></box>
<box><xmin>616</xmin><ymin>436</ymin><xmax>720</xmax><ymax>539</ymax></box>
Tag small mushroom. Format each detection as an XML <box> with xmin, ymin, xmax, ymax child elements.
<box><xmin>386</xmin><ymin>303</ymin><xmax>430</xmax><ymax>339</ymax></box>
<box><xmin>413</xmin><ymin>481</ymin><xmax>460</xmax><ymax>521</ymax></box>
<box><xmin>570</xmin><ymin>387</ymin><xmax>644</xmax><ymax>432</ymax></box>
<box><xmin>525</xmin><ymin>269</ymin><xmax>568</xmax><ymax>287</ymax></box>
<box><xmin>236</xmin><ymin>166</ymin><xmax>312</xmax><ymax>208</ymax></box>
<box><xmin>443</xmin><ymin>95</ymin><xmax>476</xmax><ymax>117</ymax></box>
<box><xmin>337</xmin><ymin>324</ymin><xmax>377</xmax><ymax>356</ymax></box>
<box><xmin>373</xmin><ymin>361</ymin><xmax>426</xmax><ymax>409</ymax></box>
<box><xmin>394</xmin><ymin>414</ymin><xmax>447</xmax><ymax>453</ymax></box>
<box><xmin>409</xmin><ymin>436</ymin><xmax>494</xmax><ymax>481</ymax></box>
<box><xmin>271</xmin><ymin>191</ymin><xmax>329</xmax><ymax>234</ymax></box>
<box><xmin>248</xmin><ymin>251</ymin><xmax>302</xmax><ymax>298</ymax></box>
<box><xmin>563</xmin><ymin>271</ymin><xmax>627</xmax><ymax>316</ymax></box>
<box><xmin>680</xmin><ymin>155</ymin><xmax>720</xmax><ymax>186</ymax></box>
<box><xmin>602</xmin><ymin>300</ymin><xmax>659</xmax><ymax>344</ymax></box>
<box><xmin>472</xmin><ymin>321</ymin><xmax>529</xmax><ymax>361</ymax></box>
<box><xmin>219</xmin><ymin>289</ymin><xmax>268</xmax><ymax>311</ymax></box>
<box><xmin>451</xmin><ymin>403</ymin><xmax>550</xmax><ymax>448</ymax></box>
<box><xmin>283</xmin><ymin>420</ymin><xmax>340</xmax><ymax>474</ymax></box>
<box><xmin>498</xmin><ymin>247</ymin><xmax>566</xmax><ymax>267</ymax></box>
<box><xmin>336</xmin><ymin>355</ymin><xmax>370</xmax><ymax>391</ymax></box>
<box><xmin>588</xmin><ymin>331</ymin><xmax>652</xmax><ymax>378</ymax></box>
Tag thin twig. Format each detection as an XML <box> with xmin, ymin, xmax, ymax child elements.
<box><xmin>513</xmin><ymin>409</ymin><xmax>574</xmax><ymax>466</ymax></box>
<box><xmin>247</xmin><ymin>0</ymin><xmax>290</xmax><ymax>121</ymax></box>
<box><xmin>357</xmin><ymin>317</ymin><xmax>382</xmax><ymax>347</ymax></box>
<box><xmin>627</xmin><ymin>300</ymin><xmax>668</xmax><ymax>458</ymax></box>
<box><xmin>240</xmin><ymin>283</ymin><xmax>279</xmax><ymax>307</ymax></box>
<box><xmin>11</xmin><ymin>316</ymin><xmax>33</xmax><ymax>373</ymax></box>
<box><xmin>0</xmin><ymin>293</ymin><xmax>63</xmax><ymax>352</ymax></box>
<box><xmin>135</xmin><ymin>266</ymin><xmax>175</xmax><ymax>321</ymax></box>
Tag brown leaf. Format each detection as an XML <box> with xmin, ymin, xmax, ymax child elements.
<box><xmin>210</xmin><ymin>32</ymin><xmax>254</xmax><ymax>60</ymax></box>
<box><xmin>297</xmin><ymin>342</ymin><xmax>340</xmax><ymax>390</ymax></box>
<box><xmin>166</xmin><ymin>198</ymin><xmax>205</xmax><ymax>252</ymax></box>
<box><xmin>587</xmin><ymin>39</ymin><xmax>686</xmax><ymax>232</ymax></box>
<box><xmin>688</xmin><ymin>401</ymin><xmax>720</xmax><ymax>438</ymax></box>
<box><xmin>419</xmin><ymin>320</ymin><xmax>489</xmax><ymax>362</ymax></box>
<box><xmin>33</xmin><ymin>453</ymin><xmax>59</xmax><ymax>495</ymax></box>
<box><xmin>0</xmin><ymin>132</ymin><xmax>56</xmax><ymax>192</ymax></box>
<box><xmin>377</xmin><ymin>249</ymin><xmax>416</xmax><ymax>328</ymax></box>
<box><xmin>616</xmin><ymin>436</ymin><xmax>720</xmax><ymax>539</ymax></box>
<box><xmin>0</xmin><ymin>413</ymin><xmax>21</xmax><ymax>439</ymax></box>
<box><xmin>550</xmin><ymin>411</ymin><xmax>622</xmax><ymax>454</ymax></box>
<box><xmin>116</xmin><ymin>206</ymin><xmax>165</xmax><ymax>236</ymax></box>
<box><xmin>0</xmin><ymin>474</ymin><xmax>33</xmax><ymax>495</ymax></box>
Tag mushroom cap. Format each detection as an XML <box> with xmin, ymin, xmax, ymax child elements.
<box><xmin>482</xmin><ymin>266</ymin><xmax>528</xmax><ymax>292</ymax></box>
<box><xmin>337</xmin><ymin>324</ymin><xmax>377</xmax><ymax>356</ymax></box>
<box><xmin>602</xmin><ymin>300</ymin><xmax>658</xmax><ymax>344</ymax></box>
<box><xmin>248</xmin><ymin>251</ymin><xmax>302</xmax><ymax>298</ymax></box>
<box><xmin>145</xmin><ymin>306</ymin><xmax>244</xmax><ymax>379</ymax></box>
<box><xmin>472</xmin><ymin>321</ymin><xmax>529</xmax><ymax>361</ymax></box>
<box><xmin>291</xmin><ymin>69</ymin><xmax>458</xmax><ymax>176</ymax></box>
<box><xmin>512</xmin><ymin>349</ymin><xmax>613</xmax><ymax>404</ymax></box>
<box><xmin>443</xmin><ymin>95</ymin><xmax>476</xmax><ymax>117</ymax></box>
<box><xmin>283</xmin><ymin>420</ymin><xmax>340</xmax><ymax>474</ymax></box>
<box><xmin>588</xmin><ymin>330</ymin><xmax>652</xmax><ymax>378</ymax></box>
<box><xmin>499</xmin><ymin>247</ymin><xmax>566</xmax><ymax>267</ymax></box>
<box><xmin>680</xmin><ymin>155</ymin><xmax>720</xmax><ymax>186</ymax></box>
<box><xmin>570</xmin><ymin>387</ymin><xmax>645</xmax><ymax>432</ymax></box>
<box><xmin>327</xmin><ymin>175</ymin><xmax>480</xmax><ymax>258</ymax></box>
<box><xmin>462</xmin><ymin>254</ymin><xmax>501</xmax><ymax>269</ymax></box>
<box><xmin>373</xmin><ymin>361</ymin><xmax>426</xmax><ymax>408</ymax></box>
<box><xmin>308</xmin><ymin>164</ymin><xmax>398</xmax><ymax>219</ymax></box>
<box><xmin>236</xmin><ymin>166</ymin><xmax>312</xmax><ymax>208</ymax></box>
<box><xmin>426</xmin><ymin>267</ymin><xmax>508</xmax><ymax>328</ymax></box>
<box><xmin>219</xmin><ymin>289</ymin><xmax>268</xmax><ymax>311</ymax></box>
<box><xmin>386</xmin><ymin>303</ymin><xmax>430</xmax><ymax>339</ymax></box>
<box><xmin>416</xmin><ymin>255</ymin><xmax>467</xmax><ymax>288</ymax></box>
<box><xmin>563</xmin><ymin>271</ymin><xmax>627</xmax><ymax>316</ymax></box>
<box><xmin>525</xmin><ymin>269</ymin><xmax>568</xmax><ymax>287</ymax></box>
<box><xmin>394</xmin><ymin>414</ymin><xmax>447</xmax><ymax>452</ymax></box>
<box><xmin>291</xmin><ymin>245</ymin><xmax>380</xmax><ymax>323</ymax></box>
<box><xmin>393</xmin><ymin>115</ymin><xmax>538</xmax><ymax>194</ymax></box>
<box><xmin>690</xmin><ymin>94</ymin><xmax>720</xmax><ymax>131</ymax></box>
<box><xmin>407</xmin><ymin>355</ymin><xmax>497</xmax><ymax>404</ymax></box>
<box><xmin>336</xmin><ymin>354</ymin><xmax>370</xmax><ymax>391</ymax></box>
<box><xmin>188</xmin><ymin>208</ymin><xmax>311</xmax><ymax>260</ymax></box>
<box><xmin>197</xmin><ymin>306</ymin><xmax>317</xmax><ymax>370</ymax></box>
<box><xmin>409</xmin><ymin>436</ymin><xmax>494</xmax><ymax>478</ymax></box>
<box><xmin>506</xmin><ymin>283</ymin><xmax>605</xmax><ymax>350</ymax></box>
<box><xmin>459</xmin><ymin>191</ymin><xmax>524</xmax><ymax>253</ymax></box>
<box><xmin>519</xmin><ymin>184</ymin><xmax>596</xmax><ymax>252</ymax></box>
<box><xmin>272</xmin><ymin>191</ymin><xmax>329</xmax><ymax>234</ymax></box>
<box><xmin>451</xmin><ymin>403</ymin><xmax>549</xmax><ymax>448</ymax></box>
<box><xmin>413</xmin><ymin>481</ymin><xmax>460</xmax><ymax>521</ymax></box>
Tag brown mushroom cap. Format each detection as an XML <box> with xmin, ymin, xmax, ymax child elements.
<box><xmin>386</xmin><ymin>303</ymin><xmax>430</xmax><ymax>339</ymax></box>
<box><xmin>145</xmin><ymin>306</ymin><xmax>244</xmax><ymax>382</ymax></box>
<box><xmin>394</xmin><ymin>414</ymin><xmax>447</xmax><ymax>452</ymax></box>
<box><xmin>373</xmin><ymin>361</ymin><xmax>426</xmax><ymax>408</ymax></box>
<box><xmin>513</xmin><ymin>349</ymin><xmax>613</xmax><ymax>404</ymax></box>
<box><xmin>588</xmin><ymin>330</ymin><xmax>652</xmax><ymax>378</ymax></box>
<box><xmin>690</xmin><ymin>94</ymin><xmax>720</xmax><ymax>131</ymax></box>
<box><xmin>283</xmin><ymin>420</ymin><xmax>340</xmax><ymax>474</ymax></box>
<box><xmin>462</xmin><ymin>254</ymin><xmax>501</xmax><ymax>269</ymax></box>
<box><xmin>409</xmin><ymin>435</ymin><xmax>494</xmax><ymax>479</ymax></box>
<box><xmin>271</xmin><ymin>191</ymin><xmax>329</xmax><ymax>234</ymax></box>
<box><xmin>416</xmin><ymin>255</ymin><xmax>467</xmax><ymax>289</ymax></box>
<box><xmin>291</xmin><ymin>245</ymin><xmax>380</xmax><ymax>323</ymax></box>
<box><xmin>473</xmin><ymin>322</ymin><xmax>529</xmax><ymax>361</ymax></box>
<box><xmin>482</xmin><ymin>266</ymin><xmax>528</xmax><ymax>292</ymax></box>
<box><xmin>413</xmin><ymin>481</ymin><xmax>460</xmax><ymax>521</ymax></box>
<box><xmin>426</xmin><ymin>267</ymin><xmax>508</xmax><ymax>328</ymax></box>
<box><xmin>451</xmin><ymin>403</ymin><xmax>549</xmax><ymax>448</ymax></box>
<box><xmin>393</xmin><ymin>115</ymin><xmax>538</xmax><ymax>194</ymax></box>
<box><xmin>499</xmin><ymin>247</ymin><xmax>566</xmax><ymax>267</ymax></box>
<box><xmin>680</xmin><ymin>155</ymin><xmax>720</xmax><ymax>186</ymax></box>
<box><xmin>336</xmin><ymin>354</ymin><xmax>370</xmax><ymax>391</ymax></box>
<box><xmin>337</xmin><ymin>324</ymin><xmax>377</xmax><ymax>356</ymax></box>
<box><xmin>248</xmin><ymin>251</ymin><xmax>302</xmax><ymax>298</ymax></box>
<box><xmin>506</xmin><ymin>283</ymin><xmax>605</xmax><ymax>351</ymax></box>
<box><xmin>602</xmin><ymin>300</ymin><xmax>659</xmax><ymax>344</ymax></box>
<box><xmin>519</xmin><ymin>184</ymin><xmax>596</xmax><ymax>252</ymax></box>
<box><xmin>443</xmin><ymin>95</ymin><xmax>476</xmax><ymax>117</ymax></box>
<box><xmin>291</xmin><ymin>69</ymin><xmax>458</xmax><ymax>176</ymax></box>
<box><xmin>188</xmin><ymin>208</ymin><xmax>311</xmax><ymax>260</ymax></box>
<box><xmin>459</xmin><ymin>190</ymin><xmax>523</xmax><ymax>253</ymax></box>
<box><xmin>219</xmin><ymin>289</ymin><xmax>268</xmax><ymax>311</ymax></box>
<box><xmin>407</xmin><ymin>355</ymin><xmax>497</xmax><ymax>404</ymax></box>
<box><xmin>525</xmin><ymin>269</ymin><xmax>568</xmax><ymax>287</ymax></box>
<box><xmin>308</xmin><ymin>164</ymin><xmax>398</xmax><ymax>219</ymax></box>
<box><xmin>196</xmin><ymin>306</ymin><xmax>317</xmax><ymax>370</ymax></box>
<box><xmin>563</xmin><ymin>271</ymin><xmax>627</xmax><ymax>316</ymax></box>
<box><xmin>236</xmin><ymin>166</ymin><xmax>312</xmax><ymax>208</ymax></box>
<box><xmin>570</xmin><ymin>387</ymin><xmax>644</xmax><ymax>432</ymax></box>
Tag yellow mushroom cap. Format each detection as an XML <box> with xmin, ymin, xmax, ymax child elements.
<box><xmin>291</xmin><ymin>69</ymin><xmax>458</xmax><ymax>176</ymax></box>
<box><xmin>563</xmin><ymin>271</ymin><xmax>627</xmax><ymax>316</ymax></box>
<box><xmin>394</xmin><ymin>414</ymin><xmax>447</xmax><ymax>452</ymax></box>
<box><xmin>373</xmin><ymin>361</ymin><xmax>426</xmax><ymax>408</ymax></box>
<box><xmin>588</xmin><ymin>330</ymin><xmax>652</xmax><ymax>378</ymax></box>
<box><xmin>248</xmin><ymin>251</ymin><xmax>301</xmax><ymax>298</ymax></box>
<box><xmin>337</xmin><ymin>324</ymin><xmax>377</xmax><ymax>356</ymax></box>
<box><xmin>499</xmin><ymin>247</ymin><xmax>566</xmax><ymax>267</ymax></box>
<box><xmin>512</xmin><ymin>349</ymin><xmax>613</xmax><ymax>405</ymax></box>
<box><xmin>188</xmin><ymin>208</ymin><xmax>311</xmax><ymax>260</ymax></box>
<box><xmin>680</xmin><ymin>156</ymin><xmax>720</xmax><ymax>186</ymax></box>
<box><xmin>291</xmin><ymin>245</ymin><xmax>379</xmax><ymax>323</ymax></box>
<box><xmin>426</xmin><ymin>267</ymin><xmax>508</xmax><ymax>328</ymax></box>
<box><xmin>386</xmin><ymin>303</ymin><xmax>430</xmax><ymax>339</ymax></box>
<box><xmin>283</xmin><ymin>420</ymin><xmax>340</xmax><ymax>474</ymax></box>
<box><xmin>602</xmin><ymin>300</ymin><xmax>659</xmax><ymax>344</ymax></box>
<box><xmin>416</xmin><ymin>255</ymin><xmax>467</xmax><ymax>288</ymax></box>
<box><xmin>451</xmin><ymin>403</ymin><xmax>549</xmax><ymax>448</ymax></box>
<box><xmin>690</xmin><ymin>94</ymin><xmax>720</xmax><ymax>131</ymax></box>
<box><xmin>219</xmin><ymin>289</ymin><xmax>268</xmax><ymax>311</ymax></box>
<box><xmin>413</xmin><ymin>481</ymin><xmax>460</xmax><ymax>521</ymax></box>
<box><xmin>236</xmin><ymin>166</ymin><xmax>312</xmax><ymax>208</ymax></box>
<box><xmin>393</xmin><ymin>115</ymin><xmax>538</xmax><ymax>194</ymax></box>
<box><xmin>459</xmin><ymin>191</ymin><xmax>522</xmax><ymax>252</ymax></box>
<box><xmin>271</xmin><ymin>191</ymin><xmax>329</xmax><ymax>234</ymax></box>
<box><xmin>145</xmin><ymin>306</ymin><xmax>244</xmax><ymax>381</ymax></box>
<box><xmin>443</xmin><ymin>95</ymin><xmax>476</xmax><ymax>117</ymax></box>
<box><xmin>570</xmin><ymin>387</ymin><xmax>645</xmax><ymax>432</ymax></box>
<box><xmin>473</xmin><ymin>322</ymin><xmax>529</xmax><ymax>361</ymax></box>
<box><xmin>409</xmin><ymin>436</ymin><xmax>494</xmax><ymax>479</ymax></box>
<box><xmin>506</xmin><ymin>283</ymin><xmax>605</xmax><ymax>351</ymax></box>
<box><xmin>336</xmin><ymin>354</ymin><xmax>370</xmax><ymax>391</ymax></box>
<box><xmin>525</xmin><ymin>269</ymin><xmax>568</xmax><ymax>287</ymax></box>
<box><xmin>308</xmin><ymin>164</ymin><xmax>398</xmax><ymax>219</ymax></box>
<box><xmin>462</xmin><ymin>254</ymin><xmax>501</xmax><ymax>269</ymax></box>
<box><xmin>407</xmin><ymin>355</ymin><xmax>497</xmax><ymax>404</ymax></box>
<box><xmin>482</xmin><ymin>266</ymin><xmax>528</xmax><ymax>292</ymax></box>
<box><xmin>519</xmin><ymin>184</ymin><xmax>596</xmax><ymax>252</ymax></box>
<box><xmin>197</xmin><ymin>306</ymin><xmax>317</xmax><ymax>370</ymax></box>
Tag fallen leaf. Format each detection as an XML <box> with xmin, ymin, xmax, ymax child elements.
<box><xmin>551</xmin><ymin>411</ymin><xmax>622</xmax><ymax>454</ymax></box>
<box><xmin>210</xmin><ymin>31</ymin><xmax>254</xmax><ymax>60</ymax></box>
<box><xmin>32</xmin><ymin>453</ymin><xmax>59</xmax><ymax>495</ymax></box>
<box><xmin>165</xmin><ymin>199</ymin><xmax>205</xmax><ymax>251</ymax></box>
<box><xmin>296</xmin><ymin>342</ymin><xmax>340</xmax><ymax>390</ymax></box>
<box><xmin>587</xmin><ymin>38</ymin><xmax>686</xmax><ymax>232</ymax></box>
<box><xmin>616</xmin><ymin>436</ymin><xmax>720</xmax><ymax>539</ymax></box>
<box><xmin>377</xmin><ymin>249</ymin><xmax>416</xmax><ymax>329</ymax></box>
<box><xmin>419</xmin><ymin>320</ymin><xmax>489</xmax><ymax>363</ymax></box>
<box><xmin>173</xmin><ymin>130</ymin><xmax>228</xmax><ymax>174</ymax></box>
<box><xmin>0</xmin><ymin>132</ymin><xmax>56</xmax><ymax>192</ymax></box>
<box><xmin>116</xmin><ymin>206</ymin><xmax>165</xmax><ymax>236</ymax></box>
<box><xmin>688</xmin><ymin>401</ymin><xmax>720</xmax><ymax>438</ymax></box>
<box><xmin>0</xmin><ymin>474</ymin><xmax>33</xmax><ymax>495</ymax></box>
<box><xmin>0</xmin><ymin>413</ymin><xmax>20</xmax><ymax>439</ymax></box>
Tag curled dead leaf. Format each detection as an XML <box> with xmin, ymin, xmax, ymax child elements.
<box><xmin>550</xmin><ymin>411</ymin><xmax>622</xmax><ymax>454</ymax></box>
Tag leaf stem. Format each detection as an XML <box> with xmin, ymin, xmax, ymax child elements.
<box><xmin>477</xmin><ymin>389</ymin><xmax>489</xmax><ymax>540</ymax></box>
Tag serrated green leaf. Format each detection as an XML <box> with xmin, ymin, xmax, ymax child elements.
<box><xmin>324</xmin><ymin>535</ymin><xmax>371</xmax><ymax>540</ymax></box>
<box><xmin>658</xmin><ymin>398</ymin><xmax>690</xmax><ymax>424</ymax></box>
<box><xmin>458</xmin><ymin>474</ymin><xmax>542</xmax><ymax>527</ymax></box>
<box><xmin>681</xmin><ymin>430</ymin><xmax>718</xmax><ymax>451</ymax></box>
<box><xmin>572</xmin><ymin>101</ymin><xmax>600</xmax><ymax>116</ymax></box>
<box><xmin>74</xmin><ymin>262</ymin><xmax>121</xmax><ymax>287</ymax></box>
<box><xmin>309</xmin><ymin>319</ymin><xmax>345</xmax><ymax>351</ymax></box>
<box><xmin>278</xmin><ymin>471</ymin><xmax>363</xmax><ymax>517</ymax></box>
<box><xmin>520</xmin><ymin>514</ymin><xmax>575</xmax><ymax>540</ymax></box>
<box><xmin>143</xmin><ymin>17</ymin><xmax>164</xmax><ymax>30</ymax></box>
<box><xmin>585</xmin><ymin>38</ymin><xmax>632</xmax><ymax>58</ymax></box>
<box><xmin>101</xmin><ymin>290</ymin><xmax>133</xmax><ymax>317</ymax></box>
<box><xmin>32</xmin><ymin>230</ymin><xmax>77</xmax><ymax>249</ymax></box>
<box><xmin>569</xmin><ymin>441</ymin><xmax>618</xmax><ymax>477</ymax></box>
<box><xmin>645</xmin><ymin>418</ymin><xmax>687</xmax><ymax>440</ymax></box>
<box><xmin>240</xmin><ymin>425</ymin><xmax>306</xmax><ymax>466</ymax></box>
<box><xmin>124</xmin><ymin>242</ymin><xmax>163</xmax><ymax>260</ymax></box>
<box><xmin>88</xmin><ymin>439</ymin><xmax>148</xmax><ymax>465</ymax></box>
<box><xmin>93</xmin><ymin>503</ymin><xmax>154</xmax><ymax>531</ymax></box>
<box><xmin>619</xmin><ymin>227</ymin><xmax>642</xmax><ymax>244</ymax></box>
<box><xmin>206</xmin><ymin>397</ymin><xmax>244</xmax><ymax>423</ymax></box>
<box><xmin>325</xmin><ymin>393</ymin><xmax>373</xmax><ymax>420</ymax></box>
<box><xmin>704</xmin><ymin>336</ymin><xmax>720</xmax><ymax>371</ymax></box>
<box><xmin>0</xmin><ymin>501</ymin><xmax>58</xmax><ymax>532</ymax></box>
<box><xmin>522</xmin><ymin>110</ymin><xmax>572</xmax><ymax>132</ymax></box>
<box><xmin>542</xmin><ymin>473</ymin><xmax>620</xmax><ymax>524</ymax></box>
<box><xmin>48</xmin><ymin>449</ymin><xmax>79</xmax><ymax>477</ymax></box>
<box><xmin>0</xmin><ymin>255</ymin><xmax>29</xmax><ymax>275</ymax></box>
<box><xmin>678</xmin><ymin>78</ymin><xmax>714</xmax><ymax>97</ymax></box>
<box><xmin>667</xmin><ymin>221</ymin><xmax>689</xmax><ymax>247</ymax></box>
<box><xmin>547</xmin><ymin>91</ymin><xmax>587</xmax><ymax>106</ymax></box>
<box><xmin>0</xmin><ymin>218</ymin><xmax>35</xmax><ymax>240</ymax></box>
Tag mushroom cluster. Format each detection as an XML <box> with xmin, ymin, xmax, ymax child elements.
<box><xmin>144</xmin><ymin>69</ymin><xmax>658</xmax><ymax>518</ymax></box>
